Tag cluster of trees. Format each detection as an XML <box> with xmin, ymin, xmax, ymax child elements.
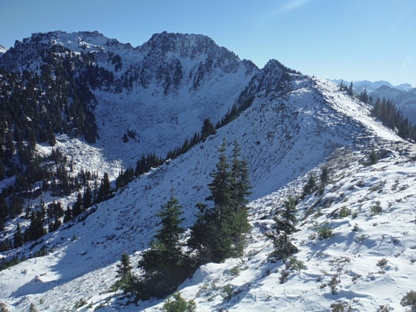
<box><xmin>302</xmin><ymin>166</ymin><xmax>329</xmax><ymax>198</ymax></box>
<box><xmin>0</xmin><ymin>44</ymin><xmax>146</xmax><ymax>185</ymax></box>
<box><xmin>0</xmin><ymin>147</ymin><xmax>98</xmax><ymax>230</ymax></box>
<box><xmin>114</xmin><ymin>139</ymin><xmax>252</xmax><ymax>301</ymax></box>
<box><xmin>117</xmin><ymin>98</ymin><xmax>255</xmax><ymax>192</ymax></box>
<box><xmin>0</xmin><ymin>47</ymin><xmax>124</xmax><ymax>255</ymax></box>
<box><xmin>0</xmin><ymin>48</ymin><xmax>123</xmax><ymax>249</ymax></box>
<box><xmin>371</xmin><ymin>97</ymin><xmax>416</xmax><ymax>141</ymax></box>
<box><xmin>338</xmin><ymin>80</ymin><xmax>354</xmax><ymax>96</ymax></box>
<box><xmin>337</xmin><ymin>81</ymin><xmax>416</xmax><ymax>141</ymax></box>
<box><xmin>0</xmin><ymin>168</ymin><xmax>113</xmax><ymax>252</ymax></box>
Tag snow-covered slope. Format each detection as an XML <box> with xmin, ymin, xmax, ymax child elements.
<box><xmin>1</xmin><ymin>70</ymin><xmax>411</xmax><ymax>311</ymax></box>
<box><xmin>1</xmin><ymin>32</ymin><xmax>415</xmax><ymax>311</ymax></box>
<box><xmin>0</xmin><ymin>31</ymin><xmax>258</xmax><ymax>166</ymax></box>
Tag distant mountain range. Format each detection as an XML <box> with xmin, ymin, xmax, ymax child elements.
<box><xmin>332</xmin><ymin>79</ymin><xmax>413</xmax><ymax>93</ymax></box>
<box><xmin>332</xmin><ymin>79</ymin><xmax>416</xmax><ymax>124</ymax></box>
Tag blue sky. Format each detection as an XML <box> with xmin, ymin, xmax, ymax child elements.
<box><xmin>1</xmin><ymin>0</ymin><xmax>415</xmax><ymax>86</ymax></box>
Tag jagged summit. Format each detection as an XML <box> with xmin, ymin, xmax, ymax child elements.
<box><xmin>0</xmin><ymin>30</ymin><xmax>260</xmax><ymax>167</ymax></box>
<box><xmin>142</xmin><ymin>31</ymin><xmax>218</xmax><ymax>54</ymax></box>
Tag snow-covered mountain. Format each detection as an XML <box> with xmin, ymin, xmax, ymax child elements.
<box><xmin>0</xmin><ymin>31</ymin><xmax>415</xmax><ymax>311</ymax></box>
<box><xmin>0</xmin><ymin>31</ymin><xmax>258</xmax><ymax>167</ymax></box>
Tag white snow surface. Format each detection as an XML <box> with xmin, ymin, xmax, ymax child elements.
<box><xmin>1</xmin><ymin>71</ymin><xmax>416</xmax><ymax>311</ymax></box>
<box><xmin>0</xmin><ymin>45</ymin><xmax>6</xmax><ymax>55</ymax></box>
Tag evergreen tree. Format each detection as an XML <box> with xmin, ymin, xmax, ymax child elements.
<box><xmin>320</xmin><ymin>166</ymin><xmax>329</xmax><ymax>189</ymax></box>
<box><xmin>162</xmin><ymin>292</ymin><xmax>197</xmax><ymax>312</ymax></box>
<box><xmin>0</xmin><ymin>195</ymin><xmax>8</xmax><ymax>230</ymax></box>
<box><xmin>369</xmin><ymin>149</ymin><xmax>378</xmax><ymax>165</ymax></box>
<box><xmin>114</xmin><ymin>252</ymin><xmax>135</xmax><ymax>293</ymax></box>
<box><xmin>348</xmin><ymin>81</ymin><xmax>354</xmax><ymax>96</ymax></box>
<box><xmin>201</xmin><ymin>118</ymin><xmax>216</xmax><ymax>141</ymax></box>
<box><xmin>63</xmin><ymin>206</ymin><xmax>72</xmax><ymax>223</ymax></box>
<box><xmin>13</xmin><ymin>223</ymin><xmax>23</xmax><ymax>248</ymax></box>
<box><xmin>229</xmin><ymin>140</ymin><xmax>252</xmax><ymax>250</ymax></box>
<box><xmin>96</xmin><ymin>172</ymin><xmax>111</xmax><ymax>203</ymax></box>
<box><xmin>135</xmin><ymin>189</ymin><xmax>191</xmax><ymax>300</ymax></box>
<box><xmin>267</xmin><ymin>196</ymin><xmax>298</xmax><ymax>260</ymax></box>
<box><xmin>26</xmin><ymin>210</ymin><xmax>46</xmax><ymax>241</ymax></box>
<box><xmin>117</xmin><ymin>252</ymin><xmax>133</xmax><ymax>279</ymax></box>
<box><xmin>319</xmin><ymin>166</ymin><xmax>329</xmax><ymax>194</ymax></box>
<box><xmin>302</xmin><ymin>173</ymin><xmax>317</xmax><ymax>197</ymax></box>
<box><xmin>189</xmin><ymin>139</ymin><xmax>251</xmax><ymax>264</ymax></box>
<box><xmin>72</xmin><ymin>193</ymin><xmax>83</xmax><ymax>217</ymax></box>
<box><xmin>205</xmin><ymin>139</ymin><xmax>236</xmax><ymax>262</ymax></box>
<box><xmin>359</xmin><ymin>87</ymin><xmax>369</xmax><ymax>103</ymax></box>
<box><xmin>206</xmin><ymin>139</ymin><xmax>234</xmax><ymax>219</ymax></box>
<box><xmin>83</xmin><ymin>184</ymin><xmax>93</xmax><ymax>208</ymax></box>
<box><xmin>29</xmin><ymin>302</ymin><xmax>38</xmax><ymax>312</ymax></box>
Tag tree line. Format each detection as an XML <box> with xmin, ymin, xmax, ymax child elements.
<box><xmin>338</xmin><ymin>81</ymin><xmax>416</xmax><ymax>141</ymax></box>
<box><xmin>116</xmin><ymin>97</ymin><xmax>254</xmax><ymax>191</ymax></box>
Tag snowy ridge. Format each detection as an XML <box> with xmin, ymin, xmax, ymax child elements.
<box><xmin>1</xmin><ymin>31</ymin><xmax>415</xmax><ymax>311</ymax></box>
<box><xmin>1</xmin><ymin>72</ymin><xmax>412</xmax><ymax>311</ymax></box>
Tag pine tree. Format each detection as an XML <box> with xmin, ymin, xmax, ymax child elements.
<box><xmin>320</xmin><ymin>166</ymin><xmax>329</xmax><ymax>189</ymax></box>
<box><xmin>96</xmin><ymin>172</ymin><xmax>111</xmax><ymax>203</ymax></box>
<box><xmin>0</xmin><ymin>195</ymin><xmax>8</xmax><ymax>230</ymax></box>
<box><xmin>135</xmin><ymin>189</ymin><xmax>191</xmax><ymax>300</ymax></box>
<box><xmin>83</xmin><ymin>184</ymin><xmax>93</xmax><ymax>208</ymax></box>
<box><xmin>205</xmin><ymin>138</ymin><xmax>236</xmax><ymax>262</ymax></box>
<box><xmin>26</xmin><ymin>210</ymin><xmax>46</xmax><ymax>241</ymax></box>
<box><xmin>117</xmin><ymin>252</ymin><xmax>133</xmax><ymax>279</ymax></box>
<box><xmin>114</xmin><ymin>252</ymin><xmax>135</xmax><ymax>293</ymax></box>
<box><xmin>189</xmin><ymin>139</ymin><xmax>251</xmax><ymax>264</ymax></box>
<box><xmin>348</xmin><ymin>81</ymin><xmax>354</xmax><ymax>96</ymax></box>
<box><xmin>13</xmin><ymin>223</ymin><xmax>23</xmax><ymax>248</ymax></box>
<box><xmin>162</xmin><ymin>292</ymin><xmax>197</xmax><ymax>312</ymax></box>
<box><xmin>229</xmin><ymin>140</ymin><xmax>252</xmax><ymax>251</ymax></box>
<box><xmin>359</xmin><ymin>87</ymin><xmax>369</xmax><ymax>103</ymax></box>
<box><xmin>63</xmin><ymin>206</ymin><xmax>72</xmax><ymax>223</ymax></box>
<box><xmin>72</xmin><ymin>193</ymin><xmax>83</xmax><ymax>217</ymax></box>
<box><xmin>201</xmin><ymin>118</ymin><xmax>216</xmax><ymax>141</ymax></box>
<box><xmin>267</xmin><ymin>196</ymin><xmax>298</xmax><ymax>260</ymax></box>
<box><xmin>369</xmin><ymin>149</ymin><xmax>378</xmax><ymax>165</ymax></box>
<box><xmin>206</xmin><ymin>139</ymin><xmax>233</xmax><ymax>215</ymax></box>
<box><xmin>302</xmin><ymin>173</ymin><xmax>317</xmax><ymax>197</ymax></box>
